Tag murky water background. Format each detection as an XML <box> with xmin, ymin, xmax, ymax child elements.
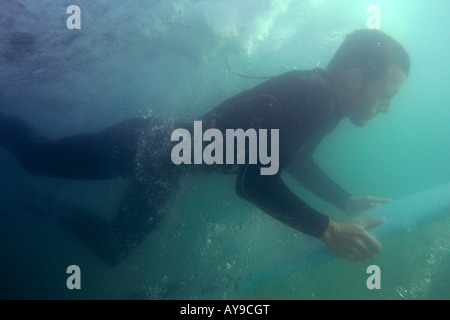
<box><xmin>0</xmin><ymin>0</ymin><xmax>448</xmax><ymax>299</ymax></box>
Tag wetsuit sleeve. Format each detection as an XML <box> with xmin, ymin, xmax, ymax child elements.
<box><xmin>287</xmin><ymin>150</ymin><xmax>352</xmax><ymax>211</ymax></box>
<box><xmin>235</xmin><ymin>164</ymin><xmax>330</xmax><ymax>238</ymax></box>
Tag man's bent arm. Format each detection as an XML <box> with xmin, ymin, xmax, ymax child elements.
<box><xmin>235</xmin><ymin>164</ymin><xmax>329</xmax><ymax>238</ymax></box>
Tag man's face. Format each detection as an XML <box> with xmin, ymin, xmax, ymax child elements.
<box><xmin>348</xmin><ymin>65</ymin><xmax>407</xmax><ymax>127</ymax></box>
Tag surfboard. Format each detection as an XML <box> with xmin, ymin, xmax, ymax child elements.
<box><xmin>202</xmin><ymin>182</ymin><xmax>450</xmax><ymax>298</ymax></box>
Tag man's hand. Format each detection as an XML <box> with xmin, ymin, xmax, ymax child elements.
<box><xmin>321</xmin><ymin>217</ymin><xmax>385</xmax><ymax>262</ymax></box>
<box><xmin>343</xmin><ymin>196</ymin><xmax>392</xmax><ymax>215</ymax></box>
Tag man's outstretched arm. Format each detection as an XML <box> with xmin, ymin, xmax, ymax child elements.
<box><xmin>286</xmin><ymin>150</ymin><xmax>352</xmax><ymax>211</ymax></box>
<box><xmin>287</xmin><ymin>151</ymin><xmax>391</xmax><ymax>215</ymax></box>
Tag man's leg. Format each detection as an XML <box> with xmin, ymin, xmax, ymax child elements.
<box><xmin>50</xmin><ymin>177</ymin><xmax>175</xmax><ymax>265</ymax></box>
<box><xmin>15</xmin><ymin>176</ymin><xmax>175</xmax><ymax>266</ymax></box>
<box><xmin>0</xmin><ymin>113</ymin><xmax>150</xmax><ymax>180</ymax></box>
<box><xmin>1</xmin><ymin>113</ymin><xmax>176</xmax><ymax>265</ymax></box>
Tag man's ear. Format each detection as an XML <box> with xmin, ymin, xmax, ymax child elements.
<box><xmin>345</xmin><ymin>68</ymin><xmax>363</xmax><ymax>90</ymax></box>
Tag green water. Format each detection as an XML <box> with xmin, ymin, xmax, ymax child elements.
<box><xmin>244</xmin><ymin>216</ymin><xmax>450</xmax><ymax>299</ymax></box>
<box><xmin>0</xmin><ymin>0</ymin><xmax>448</xmax><ymax>300</ymax></box>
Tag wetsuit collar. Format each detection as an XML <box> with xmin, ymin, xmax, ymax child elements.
<box><xmin>313</xmin><ymin>68</ymin><xmax>345</xmax><ymax>119</ymax></box>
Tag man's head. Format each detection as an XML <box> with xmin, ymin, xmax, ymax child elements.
<box><xmin>327</xmin><ymin>29</ymin><xmax>411</xmax><ymax>127</ymax></box>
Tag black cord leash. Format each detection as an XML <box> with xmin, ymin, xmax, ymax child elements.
<box><xmin>224</xmin><ymin>56</ymin><xmax>275</xmax><ymax>80</ymax></box>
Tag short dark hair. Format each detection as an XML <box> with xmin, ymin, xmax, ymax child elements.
<box><xmin>327</xmin><ymin>29</ymin><xmax>410</xmax><ymax>82</ymax></box>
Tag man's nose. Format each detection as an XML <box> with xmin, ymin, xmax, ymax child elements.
<box><xmin>378</xmin><ymin>101</ymin><xmax>391</xmax><ymax>113</ymax></box>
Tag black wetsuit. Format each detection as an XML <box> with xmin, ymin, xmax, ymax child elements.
<box><xmin>0</xmin><ymin>68</ymin><xmax>351</xmax><ymax>265</ymax></box>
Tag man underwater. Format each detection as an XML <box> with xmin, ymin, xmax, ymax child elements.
<box><xmin>0</xmin><ymin>29</ymin><xmax>410</xmax><ymax>265</ymax></box>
